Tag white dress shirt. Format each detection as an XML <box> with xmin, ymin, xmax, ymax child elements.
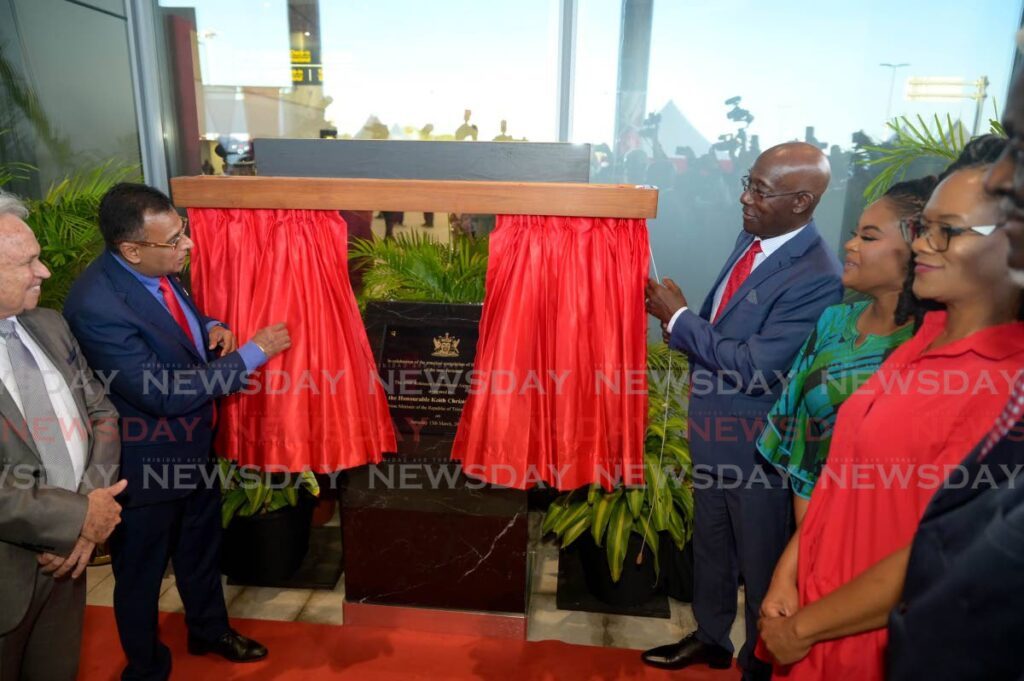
<box><xmin>667</xmin><ymin>224</ymin><xmax>808</xmax><ymax>332</ymax></box>
<box><xmin>0</xmin><ymin>316</ymin><xmax>87</xmax><ymax>485</ymax></box>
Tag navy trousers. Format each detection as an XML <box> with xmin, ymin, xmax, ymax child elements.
<box><xmin>110</xmin><ymin>488</ymin><xmax>230</xmax><ymax>681</ymax></box>
<box><xmin>692</xmin><ymin>477</ymin><xmax>792</xmax><ymax>681</ymax></box>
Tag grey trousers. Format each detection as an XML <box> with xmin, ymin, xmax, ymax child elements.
<box><xmin>0</xmin><ymin>570</ymin><xmax>86</xmax><ymax>681</ymax></box>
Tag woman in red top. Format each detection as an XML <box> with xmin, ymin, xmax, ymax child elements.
<box><xmin>759</xmin><ymin>137</ymin><xmax>1024</xmax><ymax>681</ymax></box>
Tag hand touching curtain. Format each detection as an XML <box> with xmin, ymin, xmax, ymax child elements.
<box><xmin>189</xmin><ymin>208</ymin><xmax>396</xmax><ymax>471</ymax></box>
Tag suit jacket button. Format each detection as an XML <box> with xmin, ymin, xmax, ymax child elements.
<box><xmin>896</xmin><ymin>601</ymin><xmax>908</xmax><ymax>615</ymax></box>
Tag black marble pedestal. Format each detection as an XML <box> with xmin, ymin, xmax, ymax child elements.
<box><xmin>342</xmin><ymin>302</ymin><xmax>529</xmax><ymax>620</ymax></box>
<box><xmin>342</xmin><ymin>464</ymin><xmax>527</xmax><ymax>612</ymax></box>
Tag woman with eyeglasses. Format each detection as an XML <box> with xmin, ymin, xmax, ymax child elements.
<box><xmin>756</xmin><ymin>135</ymin><xmax>1024</xmax><ymax>681</ymax></box>
<box><xmin>756</xmin><ymin>178</ymin><xmax>934</xmax><ymax>529</ymax></box>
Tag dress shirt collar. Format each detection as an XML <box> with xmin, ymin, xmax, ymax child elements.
<box><xmin>754</xmin><ymin>223</ymin><xmax>808</xmax><ymax>257</ymax></box>
<box><xmin>112</xmin><ymin>253</ymin><xmax>162</xmax><ymax>295</ymax></box>
<box><xmin>915</xmin><ymin>311</ymin><xmax>1024</xmax><ymax>362</ymax></box>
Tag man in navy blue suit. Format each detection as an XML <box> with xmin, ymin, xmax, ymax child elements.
<box><xmin>642</xmin><ymin>143</ymin><xmax>843</xmax><ymax>680</ymax></box>
<box><xmin>63</xmin><ymin>184</ymin><xmax>291</xmax><ymax>681</ymax></box>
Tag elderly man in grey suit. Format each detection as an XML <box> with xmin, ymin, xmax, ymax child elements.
<box><xmin>0</xmin><ymin>190</ymin><xmax>126</xmax><ymax>681</ymax></box>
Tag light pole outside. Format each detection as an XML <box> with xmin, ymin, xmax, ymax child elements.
<box><xmin>880</xmin><ymin>62</ymin><xmax>911</xmax><ymax>123</ymax></box>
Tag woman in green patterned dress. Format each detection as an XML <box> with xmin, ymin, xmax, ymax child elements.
<box><xmin>757</xmin><ymin>177</ymin><xmax>937</xmax><ymax>523</ymax></box>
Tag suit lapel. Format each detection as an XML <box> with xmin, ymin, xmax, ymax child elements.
<box><xmin>168</xmin><ymin>276</ymin><xmax>209</xmax><ymax>357</ymax></box>
<box><xmin>712</xmin><ymin>222</ymin><xmax>820</xmax><ymax>326</ymax></box>
<box><xmin>0</xmin><ymin>380</ymin><xmax>41</xmax><ymax>462</ymax></box>
<box><xmin>701</xmin><ymin>234</ymin><xmax>754</xmax><ymax>320</ymax></box>
<box><xmin>102</xmin><ymin>253</ymin><xmax>204</xmax><ymax>361</ymax></box>
<box><xmin>17</xmin><ymin>313</ymin><xmax>89</xmax><ymax>421</ymax></box>
<box><xmin>713</xmin><ymin>255</ymin><xmax>788</xmax><ymax>326</ymax></box>
<box><xmin>16</xmin><ymin>311</ymin><xmax>97</xmax><ymax>478</ymax></box>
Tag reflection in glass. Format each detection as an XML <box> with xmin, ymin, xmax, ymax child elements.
<box><xmin>0</xmin><ymin>0</ymin><xmax>141</xmax><ymax>198</ymax></box>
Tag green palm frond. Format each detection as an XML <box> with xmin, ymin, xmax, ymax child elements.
<box><xmin>859</xmin><ymin>114</ymin><xmax>965</xmax><ymax>203</ymax></box>
<box><xmin>989</xmin><ymin>98</ymin><xmax>1006</xmax><ymax>137</ymax></box>
<box><xmin>859</xmin><ymin>110</ymin><xmax>1008</xmax><ymax>203</ymax></box>
<box><xmin>25</xmin><ymin>161</ymin><xmax>140</xmax><ymax>309</ymax></box>
<box><xmin>0</xmin><ymin>159</ymin><xmax>32</xmax><ymax>187</ymax></box>
<box><xmin>349</xmin><ymin>231</ymin><xmax>488</xmax><ymax>305</ymax></box>
<box><xmin>544</xmin><ymin>344</ymin><xmax>694</xmax><ymax>581</ymax></box>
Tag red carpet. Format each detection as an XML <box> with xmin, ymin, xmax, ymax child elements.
<box><xmin>79</xmin><ymin>605</ymin><xmax>740</xmax><ymax>680</ymax></box>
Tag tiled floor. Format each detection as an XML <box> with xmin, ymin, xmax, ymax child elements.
<box><xmin>85</xmin><ymin>511</ymin><xmax>745</xmax><ymax>655</ymax></box>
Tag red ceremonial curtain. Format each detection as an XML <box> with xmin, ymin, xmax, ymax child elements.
<box><xmin>451</xmin><ymin>215</ymin><xmax>649</xmax><ymax>490</ymax></box>
<box><xmin>189</xmin><ymin>208</ymin><xmax>396</xmax><ymax>471</ymax></box>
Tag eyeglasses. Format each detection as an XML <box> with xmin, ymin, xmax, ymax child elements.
<box><xmin>899</xmin><ymin>216</ymin><xmax>997</xmax><ymax>253</ymax></box>
<box><xmin>120</xmin><ymin>216</ymin><xmax>190</xmax><ymax>250</ymax></box>
<box><xmin>741</xmin><ymin>175</ymin><xmax>808</xmax><ymax>201</ymax></box>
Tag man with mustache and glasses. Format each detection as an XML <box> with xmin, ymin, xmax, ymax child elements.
<box><xmin>757</xmin><ymin>63</ymin><xmax>1024</xmax><ymax>680</ymax></box>
<box><xmin>63</xmin><ymin>184</ymin><xmax>291</xmax><ymax>681</ymax></box>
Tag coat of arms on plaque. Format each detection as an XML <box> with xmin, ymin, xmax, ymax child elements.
<box><xmin>432</xmin><ymin>333</ymin><xmax>461</xmax><ymax>358</ymax></box>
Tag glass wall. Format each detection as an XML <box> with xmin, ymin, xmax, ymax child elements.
<box><xmin>155</xmin><ymin>0</ymin><xmax>561</xmax><ymax>174</ymax></box>
<box><xmin>148</xmin><ymin>0</ymin><xmax>1022</xmax><ymax>305</ymax></box>
<box><xmin>0</xmin><ymin>0</ymin><xmax>142</xmax><ymax>199</ymax></box>
<box><xmin>579</xmin><ymin>0</ymin><xmax>1024</xmax><ymax>307</ymax></box>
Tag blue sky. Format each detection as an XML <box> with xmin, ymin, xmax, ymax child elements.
<box><xmin>160</xmin><ymin>0</ymin><xmax>1023</xmax><ymax>151</ymax></box>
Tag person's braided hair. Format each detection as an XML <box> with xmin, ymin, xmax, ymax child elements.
<box><xmin>937</xmin><ymin>134</ymin><xmax>1008</xmax><ymax>182</ymax></box>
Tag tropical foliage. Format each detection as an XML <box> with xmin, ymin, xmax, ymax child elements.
<box><xmin>0</xmin><ymin>119</ymin><xmax>139</xmax><ymax>311</ymax></box>
<box><xmin>860</xmin><ymin>109</ymin><xmax>1006</xmax><ymax>202</ymax></box>
<box><xmin>349</xmin><ymin>231</ymin><xmax>489</xmax><ymax>305</ymax></box>
<box><xmin>541</xmin><ymin>343</ymin><xmax>693</xmax><ymax>582</ymax></box>
<box><xmin>218</xmin><ymin>458</ymin><xmax>321</xmax><ymax>529</ymax></box>
<box><xmin>19</xmin><ymin>162</ymin><xmax>139</xmax><ymax>309</ymax></box>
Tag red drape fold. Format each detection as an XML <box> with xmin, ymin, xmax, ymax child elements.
<box><xmin>189</xmin><ymin>208</ymin><xmax>396</xmax><ymax>471</ymax></box>
<box><xmin>451</xmin><ymin>215</ymin><xmax>649</xmax><ymax>490</ymax></box>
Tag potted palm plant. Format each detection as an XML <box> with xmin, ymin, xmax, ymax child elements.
<box><xmin>541</xmin><ymin>343</ymin><xmax>694</xmax><ymax>605</ymax></box>
<box><xmin>348</xmin><ymin>231</ymin><xmax>488</xmax><ymax>306</ymax></box>
<box><xmin>218</xmin><ymin>458</ymin><xmax>321</xmax><ymax>585</ymax></box>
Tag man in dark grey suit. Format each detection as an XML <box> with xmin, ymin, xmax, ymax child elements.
<box><xmin>0</xmin><ymin>190</ymin><xmax>126</xmax><ymax>681</ymax></box>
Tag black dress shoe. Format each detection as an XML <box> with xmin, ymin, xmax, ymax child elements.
<box><xmin>641</xmin><ymin>632</ymin><xmax>733</xmax><ymax>670</ymax></box>
<box><xmin>187</xmin><ymin>629</ymin><xmax>268</xmax><ymax>663</ymax></box>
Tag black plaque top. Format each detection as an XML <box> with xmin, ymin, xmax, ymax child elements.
<box><xmin>363</xmin><ymin>301</ymin><xmax>483</xmax><ymax>460</ymax></box>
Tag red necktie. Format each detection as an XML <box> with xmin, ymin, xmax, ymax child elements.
<box><xmin>713</xmin><ymin>240</ymin><xmax>762</xmax><ymax>322</ymax></box>
<box><xmin>158</xmin><ymin>276</ymin><xmax>198</xmax><ymax>350</ymax></box>
<box><xmin>159</xmin><ymin>276</ymin><xmax>219</xmax><ymax>428</ymax></box>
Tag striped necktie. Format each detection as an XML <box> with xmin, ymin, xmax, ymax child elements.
<box><xmin>0</xmin><ymin>319</ymin><xmax>77</xmax><ymax>490</ymax></box>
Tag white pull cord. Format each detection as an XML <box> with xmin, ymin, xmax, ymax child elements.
<box><xmin>638</xmin><ymin>242</ymin><xmax>675</xmax><ymax>565</ymax></box>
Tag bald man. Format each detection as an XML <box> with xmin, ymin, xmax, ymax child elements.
<box><xmin>643</xmin><ymin>143</ymin><xmax>843</xmax><ymax>680</ymax></box>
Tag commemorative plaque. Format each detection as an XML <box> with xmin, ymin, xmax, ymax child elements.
<box><xmin>370</xmin><ymin>304</ymin><xmax>480</xmax><ymax>458</ymax></box>
<box><xmin>342</xmin><ymin>302</ymin><xmax>529</xmax><ymax>617</ymax></box>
